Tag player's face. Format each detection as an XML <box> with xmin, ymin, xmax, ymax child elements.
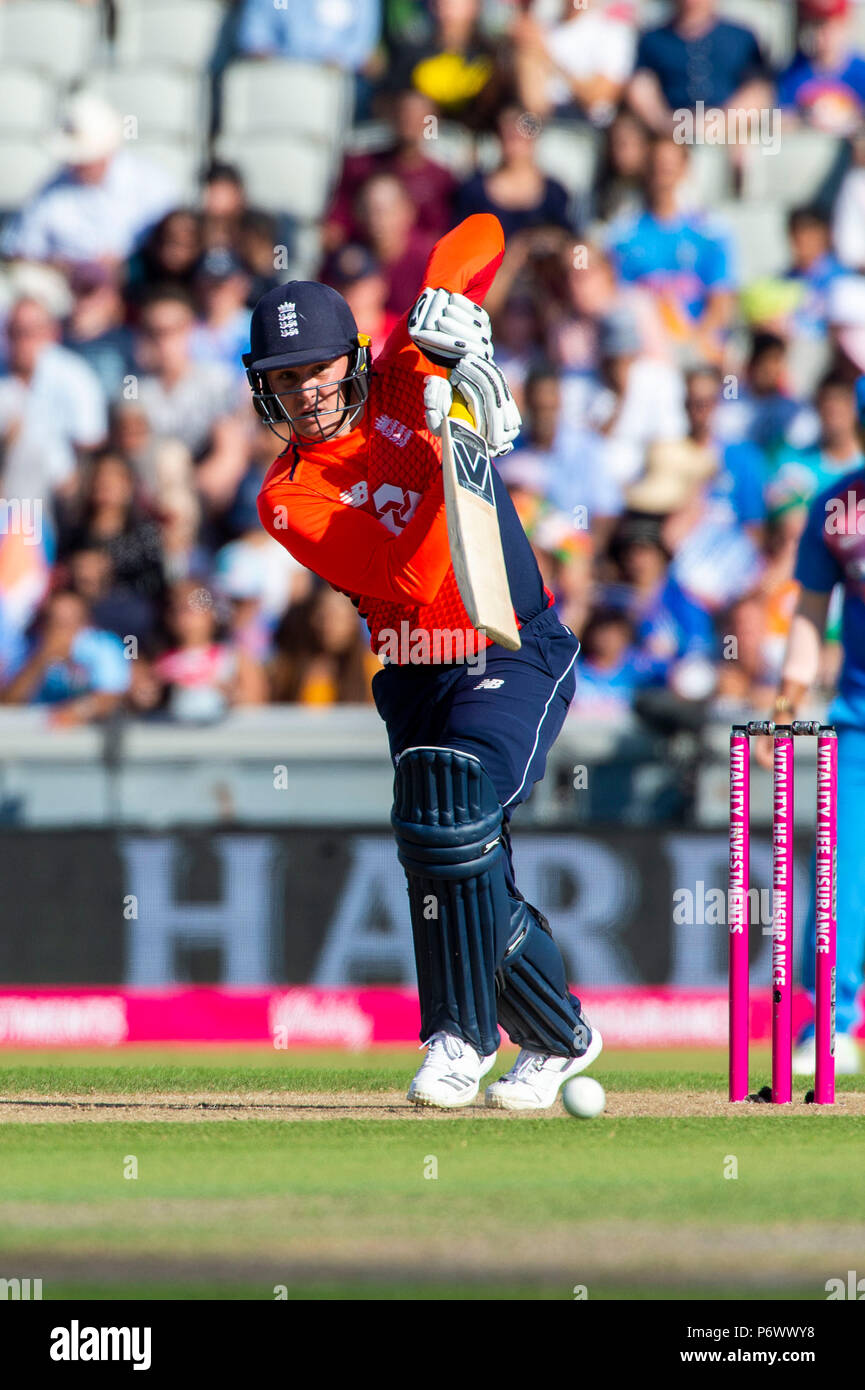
<box><xmin>265</xmin><ymin>355</ymin><xmax>351</xmax><ymax>439</ymax></box>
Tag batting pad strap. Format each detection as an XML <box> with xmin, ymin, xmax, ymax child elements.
<box><xmin>496</xmin><ymin>900</ymin><xmax>590</xmax><ymax>1058</ymax></box>
<box><xmin>392</xmin><ymin>747</ymin><xmax>512</xmax><ymax>1057</ymax></box>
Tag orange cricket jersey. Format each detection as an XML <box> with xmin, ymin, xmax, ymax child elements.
<box><xmin>257</xmin><ymin>215</ymin><xmax>523</xmax><ymax>664</ymax></box>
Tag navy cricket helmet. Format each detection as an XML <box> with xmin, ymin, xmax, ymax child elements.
<box><xmin>242</xmin><ymin>280</ymin><xmax>371</xmax><ymax>445</ymax></box>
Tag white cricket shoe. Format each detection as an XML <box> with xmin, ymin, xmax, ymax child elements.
<box><xmin>485</xmin><ymin>1027</ymin><xmax>604</xmax><ymax>1111</ymax></box>
<box><xmin>792</xmin><ymin>1032</ymin><xmax>860</xmax><ymax>1076</ymax></box>
<box><xmin>407</xmin><ymin>1031</ymin><xmax>498</xmax><ymax>1108</ymax></box>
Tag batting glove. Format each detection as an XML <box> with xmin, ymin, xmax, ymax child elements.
<box><xmin>450</xmin><ymin>354</ymin><xmax>522</xmax><ymax>456</ymax></box>
<box><xmin>423</xmin><ymin>375</ymin><xmax>453</xmax><ymax>437</ymax></box>
<box><xmin>408</xmin><ymin>287</ymin><xmax>493</xmax><ymax>362</ymax></box>
<box><xmin>422</xmin><ymin>359</ymin><xmax>521</xmax><ymax>456</ymax></box>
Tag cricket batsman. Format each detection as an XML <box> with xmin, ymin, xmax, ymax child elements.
<box><xmin>756</xmin><ymin>385</ymin><xmax>865</xmax><ymax>1075</ymax></box>
<box><xmin>247</xmin><ymin>214</ymin><xmax>602</xmax><ymax>1108</ymax></box>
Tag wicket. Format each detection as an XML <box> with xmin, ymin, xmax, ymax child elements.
<box><xmin>728</xmin><ymin>721</ymin><xmax>837</xmax><ymax>1104</ymax></box>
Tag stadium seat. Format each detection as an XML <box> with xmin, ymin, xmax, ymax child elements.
<box><xmin>114</xmin><ymin>0</ymin><xmax>226</xmax><ymax>71</ymax></box>
<box><xmin>85</xmin><ymin>67</ymin><xmax>209</xmax><ymax>146</ymax></box>
<box><xmin>711</xmin><ymin>201</ymin><xmax>789</xmax><ymax>282</ymax></box>
<box><xmin>787</xmin><ymin>334</ymin><xmax>831</xmax><ymax>400</ymax></box>
<box><xmin>0</xmin><ymin>137</ymin><xmax>56</xmax><ymax>214</ymax></box>
<box><xmin>214</xmin><ymin>134</ymin><xmax>334</xmax><ymax>221</ymax></box>
<box><xmin>427</xmin><ymin>121</ymin><xmax>476</xmax><ymax>178</ymax></box>
<box><xmin>717</xmin><ymin>0</ymin><xmax>795</xmax><ymax>67</ymax></box>
<box><xmin>134</xmin><ymin>139</ymin><xmax>202</xmax><ymax>201</ymax></box>
<box><xmin>638</xmin><ymin>0</ymin><xmax>672</xmax><ymax>28</ymax></box>
<box><xmin>0</xmin><ymin>66</ymin><xmax>57</xmax><ymax>137</ymax></box>
<box><xmin>343</xmin><ymin>121</ymin><xmax>393</xmax><ymax>157</ymax></box>
<box><xmin>852</xmin><ymin>4</ymin><xmax>865</xmax><ymax>54</ymax></box>
<box><xmin>686</xmin><ymin>144</ymin><xmax>734</xmax><ymax>207</ymax></box>
<box><xmin>535</xmin><ymin>123</ymin><xmax>600</xmax><ymax>196</ymax></box>
<box><xmin>289</xmin><ymin>222</ymin><xmax>325</xmax><ymax>281</ymax></box>
<box><xmin>220</xmin><ymin>60</ymin><xmax>352</xmax><ymax>149</ymax></box>
<box><xmin>0</xmin><ymin>0</ymin><xmax>101</xmax><ymax>82</ymax></box>
<box><xmin>740</xmin><ymin>130</ymin><xmax>840</xmax><ymax>206</ymax></box>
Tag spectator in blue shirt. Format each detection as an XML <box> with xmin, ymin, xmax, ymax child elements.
<box><xmin>63</xmin><ymin>262</ymin><xmax>136</xmax><ymax>403</ymax></box>
<box><xmin>235</xmin><ymin>0</ymin><xmax>380</xmax><ymax>72</ymax></box>
<box><xmin>767</xmin><ymin>370</ymin><xmax>865</xmax><ymax>522</ymax></box>
<box><xmin>627</xmin><ymin>0</ymin><xmax>770</xmax><ymax>136</ymax></box>
<box><xmin>715</xmin><ymin>331</ymin><xmax>820</xmax><ymax>460</ymax></box>
<box><xmin>189</xmin><ymin>248</ymin><xmax>252</xmax><ymax>384</ymax></box>
<box><xmin>500</xmin><ymin>362</ymin><xmax>623</xmax><ymax>545</ymax></box>
<box><xmin>607</xmin><ymin>136</ymin><xmax>735</xmax><ymax>361</ymax></box>
<box><xmin>609</xmin><ymin>511</ymin><xmax>717</xmax><ymax>683</ymax></box>
<box><xmin>571</xmin><ymin>607</ymin><xmax>651</xmax><ymax>717</ymax></box>
<box><xmin>779</xmin><ymin>0</ymin><xmax>865</xmax><ymax>137</ymax></box>
<box><xmin>0</xmin><ymin>600</ymin><xmax>26</xmax><ymax>686</ymax></box>
<box><xmin>609</xmin><ymin>514</ymin><xmax>717</xmax><ymax>689</ymax></box>
<box><xmin>684</xmin><ymin>364</ymin><xmax>767</xmax><ymax>542</ymax></box>
<box><xmin>0</xmin><ymin>589</ymin><xmax>130</xmax><ymax>725</ymax></box>
<box><xmin>784</xmin><ymin>206</ymin><xmax>846</xmax><ymax>338</ymax></box>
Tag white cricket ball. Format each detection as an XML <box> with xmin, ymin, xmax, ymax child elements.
<box><xmin>562</xmin><ymin>1076</ymin><xmax>606</xmax><ymax>1119</ymax></box>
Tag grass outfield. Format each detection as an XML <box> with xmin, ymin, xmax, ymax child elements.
<box><xmin>0</xmin><ymin>1047</ymin><xmax>863</xmax><ymax>1301</ymax></box>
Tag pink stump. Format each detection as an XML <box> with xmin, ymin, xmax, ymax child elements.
<box><xmin>729</xmin><ymin>728</ymin><xmax>750</xmax><ymax>1101</ymax></box>
<box><xmin>772</xmin><ymin>730</ymin><xmax>794</xmax><ymax>1103</ymax></box>
<box><xmin>814</xmin><ymin>728</ymin><xmax>837</xmax><ymax>1105</ymax></box>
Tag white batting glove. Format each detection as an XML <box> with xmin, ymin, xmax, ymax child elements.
<box><xmin>450</xmin><ymin>354</ymin><xmax>522</xmax><ymax>456</ymax></box>
<box><xmin>408</xmin><ymin>287</ymin><xmax>493</xmax><ymax>362</ymax></box>
<box><xmin>423</xmin><ymin>374</ymin><xmax>453</xmax><ymax>436</ymax></box>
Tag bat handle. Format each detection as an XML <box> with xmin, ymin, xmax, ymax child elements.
<box><xmin>448</xmin><ymin>383</ymin><xmax>475</xmax><ymax>426</ymax></box>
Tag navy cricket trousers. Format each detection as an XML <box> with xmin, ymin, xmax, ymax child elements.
<box><xmin>371</xmin><ymin>606</ymin><xmax>579</xmax><ymax>895</ymax></box>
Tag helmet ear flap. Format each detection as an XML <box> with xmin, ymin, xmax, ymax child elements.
<box><xmin>245</xmin><ymin>364</ymin><xmax>271</xmax><ymax>421</ymax></box>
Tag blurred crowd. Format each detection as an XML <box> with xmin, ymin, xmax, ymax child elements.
<box><xmin>0</xmin><ymin>0</ymin><xmax>863</xmax><ymax>726</ymax></box>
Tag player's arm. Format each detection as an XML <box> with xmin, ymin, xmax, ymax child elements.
<box><xmin>773</xmin><ymin>483</ymin><xmax>842</xmax><ymax>719</ymax></box>
<box><xmin>774</xmin><ymin>588</ymin><xmax>834</xmax><ymax>718</ymax></box>
<box><xmin>402</xmin><ymin>217</ymin><xmax>522</xmax><ymax>455</ymax></box>
<box><xmin>258</xmin><ymin>472</ymin><xmax>453</xmax><ymax>608</ymax></box>
<box><xmin>379</xmin><ymin>215</ymin><xmax>506</xmax><ymax>372</ymax></box>
<box><xmin>753</xmin><ymin>588</ymin><xmax>832</xmax><ymax>772</ymax></box>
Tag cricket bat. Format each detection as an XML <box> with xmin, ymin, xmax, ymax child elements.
<box><xmin>440</xmin><ymin>387</ymin><xmax>521</xmax><ymax>651</ymax></box>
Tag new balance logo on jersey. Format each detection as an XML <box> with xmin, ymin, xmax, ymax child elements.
<box><xmin>339</xmin><ymin>481</ymin><xmax>368</xmax><ymax>507</ymax></box>
<box><xmin>474</xmin><ymin>678</ymin><xmax>504</xmax><ymax>689</ymax></box>
<box><xmin>277</xmin><ymin>302</ymin><xmax>299</xmax><ymax>337</ymax></box>
<box><xmin>375</xmin><ymin>414</ymin><xmax>413</xmax><ymax>447</ymax></box>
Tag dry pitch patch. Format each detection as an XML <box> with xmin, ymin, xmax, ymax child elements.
<box><xmin>2</xmin><ymin>1087</ymin><xmax>865</xmax><ymax>1122</ymax></box>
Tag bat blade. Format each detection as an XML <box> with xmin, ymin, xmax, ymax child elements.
<box><xmin>441</xmin><ymin>411</ymin><xmax>521</xmax><ymax>651</ymax></box>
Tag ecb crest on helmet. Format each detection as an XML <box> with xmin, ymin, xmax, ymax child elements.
<box><xmin>277</xmin><ymin>302</ymin><xmax>299</xmax><ymax>337</ymax></box>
